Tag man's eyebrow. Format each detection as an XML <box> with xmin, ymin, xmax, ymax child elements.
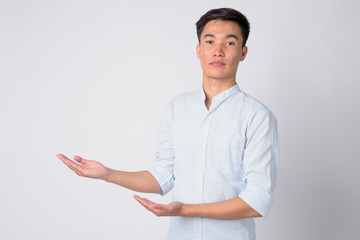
<box><xmin>203</xmin><ymin>33</ymin><xmax>239</xmax><ymax>40</ymax></box>
<box><xmin>226</xmin><ymin>34</ymin><xmax>239</xmax><ymax>40</ymax></box>
<box><xmin>203</xmin><ymin>34</ymin><xmax>215</xmax><ymax>38</ymax></box>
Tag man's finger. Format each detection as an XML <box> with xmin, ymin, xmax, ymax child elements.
<box><xmin>57</xmin><ymin>154</ymin><xmax>84</xmax><ymax>175</ymax></box>
<box><xmin>152</xmin><ymin>209</ymin><xmax>168</xmax><ymax>216</ymax></box>
<box><xmin>133</xmin><ymin>195</ymin><xmax>171</xmax><ymax>216</ymax></box>
<box><xmin>133</xmin><ymin>195</ymin><xmax>142</xmax><ymax>202</ymax></box>
<box><xmin>67</xmin><ymin>163</ymin><xmax>84</xmax><ymax>176</ymax></box>
<box><xmin>73</xmin><ymin>155</ymin><xmax>86</xmax><ymax>164</ymax></box>
<box><xmin>154</xmin><ymin>203</ymin><xmax>172</xmax><ymax>213</ymax></box>
<box><xmin>134</xmin><ymin>196</ymin><xmax>154</xmax><ymax>211</ymax></box>
<box><xmin>66</xmin><ymin>160</ymin><xmax>84</xmax><ymax>174</ymax></box>
<box><xmin>56</xmin><ymin>153</ymin><xmax>71</xmax><ymax>163</ymax></box>
<box><xmin>133</xmin><ymin>195</ymin><xmax>152</xmax><ymax>207</ymax></box>
<box><xmin>134</xmin><ymin>195</ymin><xmax>158</xmax><ymax>210</ymax></box>
<box><xmin>142</xmin><ymin>198</ymin><xmax>157</xmax><ymax>207</ymax></box>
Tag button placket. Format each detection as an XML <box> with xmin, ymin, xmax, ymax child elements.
<box><xmin>193</xmin><ymin>112</ymin><xmax>213</xmax><ymax>238</ymax></box>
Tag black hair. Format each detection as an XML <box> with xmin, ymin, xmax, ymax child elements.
<box><xmin>196</xmin><ymin>8</ymin><xmax>250</xmax><ymax>47</ymax></box>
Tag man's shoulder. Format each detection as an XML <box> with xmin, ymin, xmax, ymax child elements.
<box><xmin>161</xmin><ymin>88</ymin><xmax>200</xmax><ymax>116</ymax></box>
<box><xmin>235</xmin><ymin>90</ymin><xmax>275</xmax><ymax>119</ymax></box>
<box><xmin>168</xmin><ymin>89</ymin><xmax>200</xmax><ymax>106</ymax></box>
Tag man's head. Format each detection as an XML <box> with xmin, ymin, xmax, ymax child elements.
<box><xmin>195</xmin><ymin>8</ymin><xmax>250</xmax><ymax>83</ymax></box>
<box><xmin>196</xmin><ymin>8</ymin><xmax>250</xmax><ymax>47</ymax></box>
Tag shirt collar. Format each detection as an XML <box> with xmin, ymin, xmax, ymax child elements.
<box><xmin>199</xmin><ymin>83</ymin><xmax>240</xmax><ymax>111</ymax></box>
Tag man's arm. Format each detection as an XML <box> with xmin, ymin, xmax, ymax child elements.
<box><xmin>105</xmin><ymin>169</ymin><xmax>162</xmax><ymax>194</ymax></box>
<box><xmin>133</xmin><ymin>195</ymin><xmax>261</xmax><ymax>219</ymax></box>
<box><xmin>56</xmin><ymin>154</ymin><xmax>162</xmax><ymax>194</ymax></box>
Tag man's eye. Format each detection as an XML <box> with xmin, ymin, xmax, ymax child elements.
<box><xmin>206</xmin><ymin>40</ymin><xmax>214</xmax><ymax>44</ymax></box>
<box><xmin>226</xmin><ymin>42</ymin><xmax>235</xmax><ymax>46</ymax></box>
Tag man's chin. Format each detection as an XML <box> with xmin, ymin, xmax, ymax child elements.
<box><xmin>203</xmin><ymin>74</ymin><xmax>235</xmax><ymax>82</ymax></box>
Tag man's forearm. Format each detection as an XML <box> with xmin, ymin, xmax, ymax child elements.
<box><xmin>104</xmin><ymin>169</ymin><xmax>162</xmax><ymax>194</ymax></box>
<box><xmin>135</xmin><ymin>195</ymin><xmax>262</xmax><ymax>219</ymax></box>
<box><xmin>181</xmin><ymin>197</ymin><xmax>261</xmax><ymax>219</ymax></box>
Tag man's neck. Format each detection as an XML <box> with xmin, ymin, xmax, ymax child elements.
<box><xmin>202</xmin><ymin>77</ymin><xmax>236</xmax><ymax>110</ymax></box>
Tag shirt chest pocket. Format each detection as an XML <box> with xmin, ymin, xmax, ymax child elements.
<box><xmin>208</xmin><ymin>130</ymin><xmax>246</xmax><ymax>177</ymax></box>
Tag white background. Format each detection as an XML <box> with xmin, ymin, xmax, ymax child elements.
<box><xmin>1</xmin><ymin>0</ymin><xmax>359</xmax><ymax>239</ymax></box>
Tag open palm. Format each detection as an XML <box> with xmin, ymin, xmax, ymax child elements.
<box><xmin>56</xmin><ymin>154</ymin><xmax>108</xmax><ymax>180</ymax></box>
<box><xmin>133</xmin><ymin>195</ymin><xmax>184</xmax><ymax>217</ymax></box>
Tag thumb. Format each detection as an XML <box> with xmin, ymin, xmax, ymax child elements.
<box><xmin>73</xmin><ymin>155</ymin><xmax>86</xmax><ymax>164</ymax></box>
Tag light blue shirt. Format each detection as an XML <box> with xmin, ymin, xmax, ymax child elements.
<box><xmin>149</xmin><ymin>83</ymin><xmax>279</xmax><ymax>240</ymax></box>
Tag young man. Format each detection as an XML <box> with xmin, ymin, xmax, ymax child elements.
<box><xmin>57</xmin><ymin>8</ymin><xmax>279</xmax><ymax>240</ymax></box>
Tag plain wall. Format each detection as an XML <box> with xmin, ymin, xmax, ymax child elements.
<box><xmin>1</xmin><ymin>0</ymin><xmax>359</xmax><ymax>239</ymax></box>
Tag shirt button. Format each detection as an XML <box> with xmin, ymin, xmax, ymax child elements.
<box><xmin>198</xmin><ymin>174</ymin><xmax>202</xmax><ymax>179</ymax></box>
<box><xmin>201</xmin><ymin>144</ymin><xmax>206</xmax><ymax>149</ymax></box>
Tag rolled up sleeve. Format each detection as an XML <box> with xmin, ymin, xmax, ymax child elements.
<box><xmin>238</xmin><ymin>109</ymin><xmax>279</xmax><ymax>217</ymax></box>
<box><xmin>148</xmin><ymin>102</ymin><xmax>175</xmax><ymax>195</ymax></box>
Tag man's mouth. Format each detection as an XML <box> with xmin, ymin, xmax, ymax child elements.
<box><xmin>210</xmin><ymin>61</ymin><xmax>225</xmax><ymax>66</ymax></box>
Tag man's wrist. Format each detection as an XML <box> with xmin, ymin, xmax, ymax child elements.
<box><xmin>180</xmin><ymin>204</ymin><xmax>196</xmax><ymax>217</ymax></box>
<box><xmin>102</xmin><ymin>167</ymin><xmax>113</xmax><ymax>182</ymax></box>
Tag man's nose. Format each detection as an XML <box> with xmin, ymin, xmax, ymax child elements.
<box><xmin>213</xmin><ymin>44</ymin><xmax>225</xmax><ymax>57</ymax></box>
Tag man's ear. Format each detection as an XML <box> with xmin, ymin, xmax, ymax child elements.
<box><xmin>240</xmin><ymin>46</ymin><xmax>248</xmax><ymax>61</ymax></box>
<box><xmin>196</xmin><ymin>44</ymin><xmax>200</xmax><ymax>59</ymax></box>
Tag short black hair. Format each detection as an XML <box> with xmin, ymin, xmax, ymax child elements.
<box><xmin>196</xmin><ymin>8</ymin><xmax>250</xmax><ymax>47</ymax></box>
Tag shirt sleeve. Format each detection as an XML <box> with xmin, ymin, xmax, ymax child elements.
<box><xmin>148</xmin><ymin>101</ymin><xmax>175</xmax><ymax>195</ymax></box>
<box><xmin>238</xmin><ymin>108</ymin><xmax>279</xmax><ymax>217</ymax></box>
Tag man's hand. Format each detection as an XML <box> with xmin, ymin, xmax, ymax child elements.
<box><xmin>56</xmin><ymin>154</ymin><xmax>162</xmax><ymax>193</ymax></box>
<box><xmin>56</xmin><ymin>154</ymin><xmax>109</xmax><ymax>180</ymax></box>
<box><xmin>133</xmin><ymin>195</ymin><xmax>184</xmax><ymax>217</ymax></box>
<box><xmin>134</xmin><ymin>195</ymin><xmax>262</xmax><ymax>219</ymax></box>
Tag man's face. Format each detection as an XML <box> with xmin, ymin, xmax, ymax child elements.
<box><xmin>196</xmin><ymin>20</ymin><xmax>247</xmax><ymax>82</ymax></box>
